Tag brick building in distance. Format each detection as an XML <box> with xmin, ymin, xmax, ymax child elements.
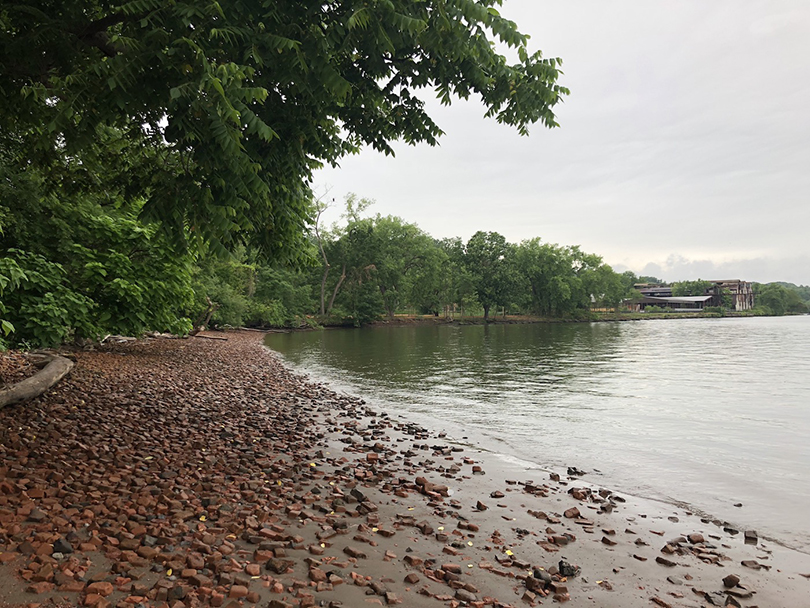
<box><xmin>630</xmin><ymin>279</ymin><xmax>754</xmax><ymax>312</ymax></box>
<box><xmin>707</xmin><ymin>279</ymin><xmax>755</xmax><ymax>311</ymax></box>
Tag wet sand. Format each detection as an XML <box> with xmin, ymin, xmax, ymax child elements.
<box><xmin>0</xmin><ymin>330</ymin><xmax>808</xmax><ymax>607</ymax></box>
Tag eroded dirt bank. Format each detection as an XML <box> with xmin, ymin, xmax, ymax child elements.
<box><xmin>1</xmin><ymin>331</ymin><xmax>808</xmax><ymax>608</ymax></box>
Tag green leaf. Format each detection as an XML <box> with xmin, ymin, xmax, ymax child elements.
<box><xmin>1</xmin><ymin>320</ymin><xmax>14</xmax><ymax>336</ymax></box>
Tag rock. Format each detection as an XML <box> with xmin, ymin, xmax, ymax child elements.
<box><xmin>27</xmin><ymin>508</ymin><xmax>47</xmax><ymax>522</ymax></box>
<box><xmin>533</xmin><ymin>569</ymin><xmax>552</xmax><ymax>584</ymax></box>
<box><xmin>86</xmin><ymin>582</ymin><xmax>114</xmax><ymax>597</ymax></box>
<box><xmin>53</xmin><ymin>538</ymin><xmax>74</xmax><ymax>554</ymax></box>
<box><xmin>563</xmin><ymin>507</ymin><xmax>580</xmax><ymax>519</ymax></box>
<box><xmin>687</xmin><ymin>533</ymin><xmax>704</xmax><ymax>544</ymax></box>
<box><xmin>266</xmin><ymin>558</ymin><xmax>294</xmax><ymax>574</ymax></box>
<box><xmin>168</xmin><ymin>585</ymin><xmax>187</xmax><ymax>600</ymax></box>
<box><xmin>27</xmin><ymin>581</ymin><xmax>55</xmax><ymax>594</ymax></box>
<box><xmin>343</xmin><ymin>546</ymin><xmax>367</xmax><ymax>559</ymax></box>
<box><xmin>655</xmin><ymin>557</ymin><xmax>676</xmax><ymax>567</ymax></box>
<box><xmin>228</xmin><ymin>585</ymin><xmax>249</xmax><ymax>598</ymax></box>
<box><xmin>455</xmin><ymin>589</ymin><xmax>477</xmax><ymax>602</ymax></box>
<box><xmin>743</xmin><ymin>530</ymin><xmax>758</xmax><ymax>544</ymax></box>
<box><xmin>722</xmin><ymin>574</ymin><xmax>740</xmax><ymax>588</ymax></box>
<box><xmin>558</xmin><ymin>560</ymin><xmax>580</xmax><ymax>577</ymax></box>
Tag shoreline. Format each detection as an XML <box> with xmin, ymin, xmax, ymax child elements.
<box><xmin>265</xmin><ymin>318</ymin><xmax>810</xmax><ymax>558</ymax></box>
<box><xmin>271</xmin><ymin>310</ymin><xmax>803</xmax><ymax>333</ymax></box>
<box><xmin>1</xmin><ymin>331</ymin><xmax>808</xmax><ymax>607</ymax></box>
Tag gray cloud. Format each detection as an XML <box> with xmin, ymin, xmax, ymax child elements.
<box><xmin>316</xmin><ymin>0</ymin><xmax>810</xmax><ymax>285</ymax></box>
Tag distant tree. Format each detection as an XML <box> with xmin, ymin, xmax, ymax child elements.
<box><xmin>465</xmin><ymin>231</ymin><xmax>518</xmax><ymax>320</ymax></box>
<box><xmin>407</xmin><ymin>245</ymin><xmax>450</xmax><ymax>316</ymax></box>
<box><xmin>672</xmin><ymin>280</ymin><xmax>713</xmax><ymax>297</ymax></box>
<box><xmin>756</xmin><ymin>283</ymin><xmax>808</xmax><ymax>315</ymax></box>
<box><xmin>774</xmin><ymin>282</ymin><xmax>810</xmax><ymax>308</ymax></box>
<box><xmin>436</xmin><ymin>237</ymin><xmax>477</xmax><ymax>318</ymax></box>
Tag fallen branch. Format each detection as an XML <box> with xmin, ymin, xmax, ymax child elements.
<box><xmin>0</xmin><ymin>355</ymin><xmax>74</xmax><ymax>409</ymax></box>
<box><xmin>192</xmin><ymin>334</ymin><xmax>228</xmax><ymax>341</ymax></box>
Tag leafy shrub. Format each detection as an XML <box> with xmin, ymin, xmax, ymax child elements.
<box><xmin>245</xmin><ymin>300</ymin><xmax>288</xmax><ymax>328</ymax></box>
<box><xmin>1</xmin><ymin>177</ymin><xmax>194</xmax><ymax>346</ymax></box>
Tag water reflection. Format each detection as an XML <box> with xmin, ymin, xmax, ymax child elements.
<box><xmin>266</xmin><ymin>317</ymin><xmax>810</xmax><ymax>551</ymax></box>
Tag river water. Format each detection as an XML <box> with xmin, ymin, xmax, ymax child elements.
<box><xmin>265</xmin><ymin>316</ymin><xmax>810</xmax><ymax>552</ymax></box>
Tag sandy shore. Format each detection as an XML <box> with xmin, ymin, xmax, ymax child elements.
<box><xmin>1</xmin><ymin>331</ymin><xmax>808</xmax><ymax>608</ymax></box>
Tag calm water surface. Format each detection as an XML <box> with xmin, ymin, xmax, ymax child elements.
<box><xmin>265</xmin><ymin>316</ymin><xmax>810</xmax><ymax>551</ymax></box>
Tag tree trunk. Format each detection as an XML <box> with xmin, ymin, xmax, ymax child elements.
<box><xmin>326</xmin><ymin>264</ymin><xmax>346</xmax><ymax>316</ymax></box>
<box><xmin>0</xmin><ymin>356</ymin><xmax>74</xmax><ymax>409</ymax></box>
<box><xmin>314</xmin><ymin>204</ymin><xmax>331</xmax><ymax>316</ymax></box>
<box><xmin>483</xmin><ymin>305</ymin><xmax>490</xmax><ymax>320</ymax></box>
<box><xmin>320</xmin><ymin>265</ymin><xmax>330</xmax><ymax>316</ymax></box>
<box><xmin>190</xmin><ymin>297</ymin><xmax>219</xmax><ymax>335</ymax></box>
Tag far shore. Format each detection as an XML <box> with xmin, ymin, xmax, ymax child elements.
<box><xmin>261</xmin><ymin>309</ymin><xmax>803</xmax><ymax>333</ymax></box>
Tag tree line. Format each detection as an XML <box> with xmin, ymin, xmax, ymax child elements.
<box><xmin>2</xmin><ymin>189</ymin><xmax>808</xmax><ymax>348</ymax></box>
<box><xmin>187</xmin><ymin>195</ymin><xmax>639</xmax><ymax>330</ymax></box>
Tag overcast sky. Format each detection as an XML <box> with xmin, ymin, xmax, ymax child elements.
<box><xmin>315</xmin><ymin>0</ymin><xmax>810</xmax><ymax>285</ymax></box>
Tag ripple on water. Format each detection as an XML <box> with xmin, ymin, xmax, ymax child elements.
<box><xmin>266</xmin><ymin>316</ymin><xmax>810</xmax><ymax>552</ymax></box>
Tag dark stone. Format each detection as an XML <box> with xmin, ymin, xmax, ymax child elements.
<box><xmin>53</xmin><ymin>538</ymin><xmax>74</xmax><ymax>554</ymax></box>
<box><xmin>455</xmin><ymin>589</ymin><xmax>477</xmax><ymax>602</ymax></box>
<box><xmin>168</xmin><ymin>585</ymin><xmax>187</xmax><ymax>600</ymax></box>
<box><xmin>28</xmin><ymin>508</ymin><xmax>47</xmax><ymax>522</ymax></box>
<box><xmin>558</xmin><ymin>560</ymin><xmax>580</xmax><ymax>578</ymax></box>
<box><xmin>533</xmin><ymin>569</ymin><xmax>552</xmax><ymax>584</ymax></box>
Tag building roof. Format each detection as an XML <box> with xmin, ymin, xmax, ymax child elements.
<box><xmin>643</xmin><ymin>295</ymin><xmax>713</xmax><ymax>303</ymax></box>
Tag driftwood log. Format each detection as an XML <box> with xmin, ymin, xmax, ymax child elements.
<box><xmin>0</xmin><ymin>355</ymin><xmax>74</xmax><ymax>409</ymax></box>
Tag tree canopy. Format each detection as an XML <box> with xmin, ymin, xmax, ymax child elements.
<box><xmin>1</xmin><ymin>0</ymin><xmax>569</xmax><ymax>257</ymax></box>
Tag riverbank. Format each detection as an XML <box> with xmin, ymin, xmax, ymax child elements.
<box><xmin>361</xmin><ymin>310</ymin><xmax>781</xmax><ymax>328</ymax></box>
<box><xmin>1</xmin><ymin>331</ymin><xmax>808</xmax><ymax>608</ymax></box>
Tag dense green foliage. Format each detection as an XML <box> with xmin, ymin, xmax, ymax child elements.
<box><xmin>188</xmin><ymin>198</ymin><xmax>638</xmax><ymax>327</ymax></box>
<box><xmin>0</xmin><ymin>165</ymin><xmax>194</xmax><ymax>347</ymax></box>
<box><xmin>672</xmin><ymin>280</ymin><xmax>713</xmax><ymax>297</ymax></box>
<box><xmin>753</xmin><ymin>282</ymin><xmax>809</xmax><ymax>316</ymax></box>
<box><xmin>1</xmin><ymin>0</ymin><xmax>567</xmax><ymax>258</ymax></box>
<box><xmin>1</xmin><ymin>0</ymin><xmax>571</xmax><ymax>347</ymax></box>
